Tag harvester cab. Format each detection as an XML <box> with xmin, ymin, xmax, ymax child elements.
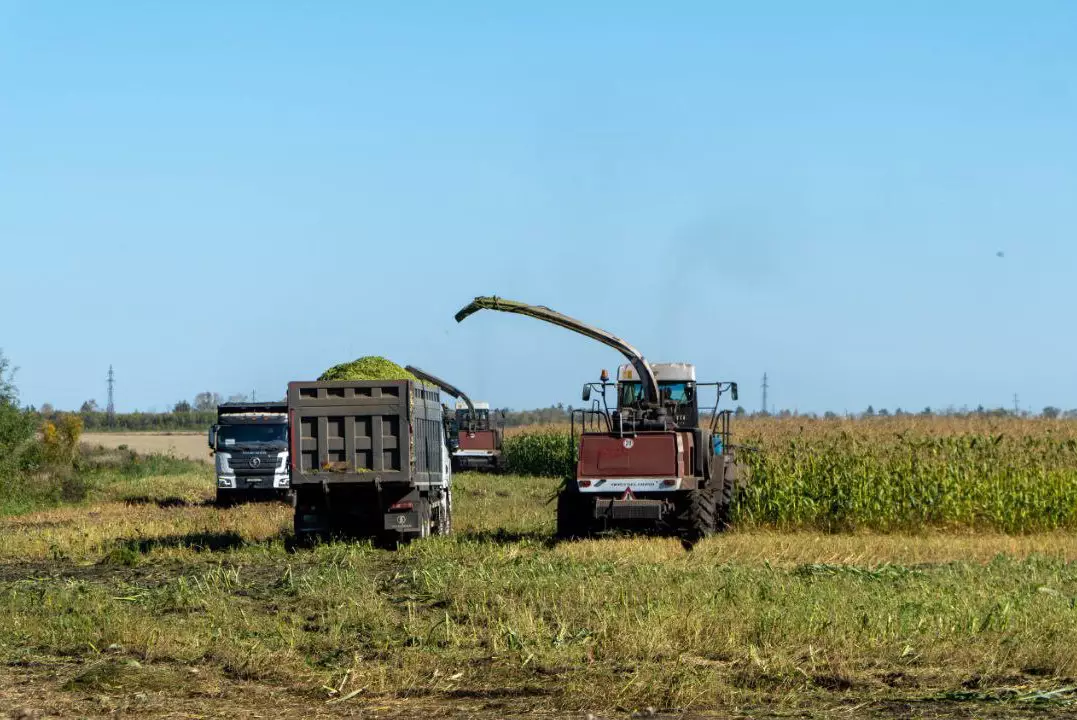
<box><xmin>455</xmin><ymin>295</ymin><xmax>742</xmax><ymax>546</ymax></box>
<box><xmin>616</xmin><ymin>362</ymin><xmax>698</xmax><ymax>428</ymax></box>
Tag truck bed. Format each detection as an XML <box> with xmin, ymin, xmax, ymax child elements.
<box><xmin>287</xmin><ymin>380</ymin><xmax>446</xmax><ymax>487</ymax></box>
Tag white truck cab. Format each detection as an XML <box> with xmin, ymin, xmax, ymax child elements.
<box><xmin>208</xmin><ymin>402</ymin><xmax>289</xmax><ymax>505</ymax></box>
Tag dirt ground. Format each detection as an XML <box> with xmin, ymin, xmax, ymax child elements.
<box><xmin>82</xmin><ymin>432</ymin><xmax>210</xmax><ymax>462</ymax></box>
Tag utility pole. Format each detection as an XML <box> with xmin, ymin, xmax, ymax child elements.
<box><xmin>1013</xmin><ymin>393</ymin><xmax>1019</xmax><ymax>415</ymax></box>
<box><xmin>106</xmin><ymin>365</ymin><xmax>116</xmax><ymax>426</ymax></box>
<box><xmin>251</xmin><ymin>389</ymin><xmax>257</xmax><ymax>402</ymax></box>
<box><xmin>761</xmin><ymin>372</ymin><xmax>769</xmax><ymax>415</ymax></box>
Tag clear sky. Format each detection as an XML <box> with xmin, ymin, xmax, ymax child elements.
<box><xmin>2</xmin><ymin>1</ymin><xmax>1075</xmax><ymax>415</ymax></box>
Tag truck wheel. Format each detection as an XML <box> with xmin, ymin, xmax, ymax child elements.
<box><xmin>430</xmin><ymin>490</ymin><xmax>451</xmax><ymax>536</ymax></box>
<box><xmin>435</xmin><ymin>490</ymin><xmax>452</xmax><ymax>535</ymax></box>
<box><xmin>292</xmin><ymin>489</ymin><xmax>329</xmax><ymax>546</ymax></box>
<box><xmin>293</xmin><ymin>513</ymin><xmax>329</xmax><ymax>546</ymax></box>
<box><xmin>677</xmin><ymin>488</ymin><xmax>718</xmax><ymax>548</ymax></box>
<box><xmin>216</xmin><ymin>489</ymin><xmax>235</xmax><ymax>507</ymax></box>
<box><xmin>555</xmin><ymin>487</ymin><xmax>592</xmax><ymax>540</ymax></box>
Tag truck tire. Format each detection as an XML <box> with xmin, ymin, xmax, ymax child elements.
<box><xmin>292</xmin><ymin>488</ymin><xmax>329</xmax><ymax>546</ymax></box>
<box><xmin>216</xmin><ymin>489</ymin><xmax>236</xmax><ymax>507</ymax></box>
<box><xmin>433</xmin><ymin>490</ymin><xmax>452</xmax><ymax>536</ymax></box>
<box><xmin>677</xmin><ymin>487</ymin><xmax>718</xmax><ymax>548</ymax></box>
<box><xmin>555</xmin><ymin>487</ymin><xmax>593</xmax><ymax>540</ymax></box>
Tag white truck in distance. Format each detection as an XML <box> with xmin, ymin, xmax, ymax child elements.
<box><xmin>208</xmin><ymin>402</ymin><xmax>290</xmax><ymax>505</ymax></box>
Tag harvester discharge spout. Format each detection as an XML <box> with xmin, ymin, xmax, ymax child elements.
<box><xmin>405</xmin><ymin>365</ymin><xmax>476</xmax><ymax>426</ymax></box>
<box><xmin>454</xmin><ymin>296</ymin><xmax>660</xmax><ymax>407</ymax></box>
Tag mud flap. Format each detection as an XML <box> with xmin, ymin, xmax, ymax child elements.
<box><xmin>384</xmin><ymin>510</ymin><xmax>420</xmax><ymax>532</ymax></box>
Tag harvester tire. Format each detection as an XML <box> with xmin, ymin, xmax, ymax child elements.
<box><xmin>555</xmin><ymin>488</ymin><xmax>592</xmax><ymax>540</ymax></box>
<box><xmin>677</xmin><ymin>487</ymin><xmax>718</xmax><ymax>547</ymax></box>
<box><xmin>717</xmin><ymin>462</ymin><xmax>737</xmax><ymax>529</ymax></box>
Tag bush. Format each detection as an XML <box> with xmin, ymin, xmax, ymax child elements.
<box><xmin>41</xmin><ymin>413</ymin><xmax>83</xmax><ymax>467</ymax></box>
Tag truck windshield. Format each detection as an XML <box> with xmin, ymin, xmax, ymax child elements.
<box><xmin>217</xmin><ymin>424</ymin><xmax>286</xmax><ymax>447</ymax></box>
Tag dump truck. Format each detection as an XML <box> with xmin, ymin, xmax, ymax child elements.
<box><xmin>404</xmin><ymin>365</ymin><xmax>503</xmax><ymax>472</ymax></box>
<box><xmin>288</xmin><ymin>378</ymin><xmax>452</xmax><ymax>544</ymax></box>
<box><xmin>208</xmin><ymin>402</ymin><xmax>290</xmax><ymax>505</ymax></box>
<box><xmin>455</xmin><ymin>296</ymin><xmax>742</xmax><ymax>546</ymax></box>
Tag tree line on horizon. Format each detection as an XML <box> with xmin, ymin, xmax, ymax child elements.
<box><xmin>24</xmin><ymin>381</ymin><xmax>1077</xmax><ymax>432</ymax></box>
<box><xmin>30</xmin><ymin>398</ymin><xmax>1077</xmax><ymax>432</ymax></box>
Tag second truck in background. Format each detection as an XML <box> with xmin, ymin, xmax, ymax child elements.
<box><xmin>209</xmin><ymin>402</ymin><xmax>290</xmax><ymax>505</ymax></box>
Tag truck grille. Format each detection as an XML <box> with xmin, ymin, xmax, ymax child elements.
<box><xmin>228</xmin><ymin>453</ymin><xmax>281</xmax><ymax>474</ymax></box>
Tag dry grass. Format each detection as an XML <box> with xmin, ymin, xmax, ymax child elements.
<box><xmin>82</xmin><ymin>432</ymin><xmax>210</xmax><ymax>462</ymax></box>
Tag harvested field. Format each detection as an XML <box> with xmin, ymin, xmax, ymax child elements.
<box><xmin>3</xmin><ymin>449</ymin><xmax>1077</xmax><ymax>718</ymax></box>
<box><xmin>82</xmin><ymin>431</ymin><xmax>209</xmax><ymax>462</ymax></box>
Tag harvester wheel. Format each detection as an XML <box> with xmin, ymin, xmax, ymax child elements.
<box><xmin>677</xmin><ymin>487</ymin><xmax>718</xmax><ymax>547</ymax></box>
<box><xmin>555</xmin><ymin>487</ymin><xmax>592</xmax><ymax>540</ymax></box>
<box><xmin>717</xmin><ymin>462</ymin><xmax>737</xmax><ymax>529</ymax></box>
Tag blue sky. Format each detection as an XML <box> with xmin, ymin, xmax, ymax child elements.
<box><xmin>1</xmin><ymin>1</ymin><xmax>1074</xmax><ymax>414</ymax></box>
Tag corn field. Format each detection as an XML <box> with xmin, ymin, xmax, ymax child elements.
<box><xmin>502</xmin><ymin>429</ymin><xmax>575</xmax><ymax>478</ymax></box>
<box><xmin>504</xmin><ymin>417</ymin><xmax>1077</xmax><ymax>533</ymax></box>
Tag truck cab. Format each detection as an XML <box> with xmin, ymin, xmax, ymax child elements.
<box><xmin>208</xmin><ymin>402</ymin><xmax>289</xmax><ymax>505</ymax></box>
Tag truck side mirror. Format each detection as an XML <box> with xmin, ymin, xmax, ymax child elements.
<box><xmin>731</xmin><ymin>383</ymin><xmax>739</xmax><ymax>402</ymax></box>
<box><xmin>581</xmin><ymin>385</ymin><xmax>592</xmax><ymax>402</ymax></box>
<box><xmin>208</xmin><ymin>425</ymin><xmax>218</xmax><ymax>449</ymax></box>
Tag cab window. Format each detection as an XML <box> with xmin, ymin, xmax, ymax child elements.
<box><xmin>619</xmin><ymin>382</ymin><xmax>694</xmax><ymax>407</ymax></box>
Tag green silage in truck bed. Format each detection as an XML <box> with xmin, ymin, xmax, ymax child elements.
<box><xmin>318</xmin><ymin>357</ymin><xmax>420</xmax><ymax>383</ymax></box>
